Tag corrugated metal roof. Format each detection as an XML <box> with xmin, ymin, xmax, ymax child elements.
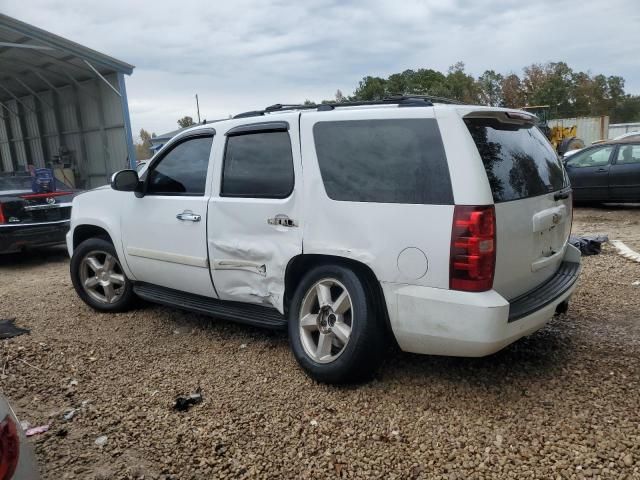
<box><xmin>0</xmin><ymin>13</ymin><xmax>134</xmax><ymax>102</ymax></box>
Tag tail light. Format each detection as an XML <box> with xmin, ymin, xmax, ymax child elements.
<box><xmin>450</xmin><ymin>205</ymin><xmax>496</xmax><ymax>292</ymax></box>
<box><xmin>0</xmin><ymin>204</ymin><xmax>5</xmax><ymax>225</ymax></box>
<box><xmin>0</xmin><ymin>415</ymin><xmax>19</xmax><ymax>480</ymax></box>
<box><xmin>19</xmin><ymin>191</ymin><xmax>72</xmax><ymax>200</ymax></box>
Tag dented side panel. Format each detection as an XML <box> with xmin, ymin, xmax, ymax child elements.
<box><xmin>207</xmin><ymin>113</ymin><xmax>303</xmax><ymax>313</ymax></box>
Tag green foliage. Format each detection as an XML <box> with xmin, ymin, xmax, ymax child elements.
<box><xmin>177</xmin><ymin>116</ymin><xmax>196</xmax><ymax>129</ymax></box>
<box><xmin>354</xmin><ymin>76</ymin><xmax>387</xmax><ymax>100</ymax></box>
<box><xmin>478</xmin><ymin>70</ymin><xmax>504</xmax><ymax>107</ymax></box>
<box><xmin>326</xmin><ymin>61</ymin><xmax>640</xmax><ymax>123</ymax></box>
<box><xmin>135</xmin><ymin>128</ymin><xmax>154</xmax><ymax>160</ymax></box>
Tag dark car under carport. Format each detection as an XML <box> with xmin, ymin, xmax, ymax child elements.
<box><xmin>564</xmin><ymin>138</ymin><xmax>640</xmax><ymax>203</ymax></box>
<box><xmin>0</xmin><ymin>173</ymin><xmax>79</xmax><ymax>253</ymax></box>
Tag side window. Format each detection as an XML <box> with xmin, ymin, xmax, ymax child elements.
<box><xmin>221</xmin><ymin>131</ymin><xmax>294</xmax><ymax>198</ymax></box>
<box><xmin>566</xmin><ymin>146</ymin><xmax>613</xmax><ymax>168</ymax></box>
<box><xmin>147</xmin><ymin>135</ymin><xmax>213</xmax><ymax>195</ymax></box>
<box><xmin>313</xmin><ymin>119</ymin><xmax>453</xmax><ymax>204</ymax></box>
<box><xmin>615</xmin><ymin>145</ymin><xmax>640</xmax><ymax>165</ymax></box>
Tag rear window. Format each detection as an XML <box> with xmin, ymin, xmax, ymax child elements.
<box><xmin>0</xmin><ymin>175</ymin><xmax>73</xmax><ymax>193</ymax></box>
<box><xmin>313</xmin><ymin>119</ymin><xmax>453</xmax><ymax>205</ymax></box>
<box><xmin>465</xmin><ymin>119</ymin><xmax>568</xmax><ymax>202</ymax></box>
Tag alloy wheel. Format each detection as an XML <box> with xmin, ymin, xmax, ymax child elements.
<box><xmin>79</xmin><ymin>250</ymin><xmax>126</xmax><ymax>305</ymax></box>
<box><xmin>299</xmin><ymin>278</ymin><xmax>353</xmax><ymax>364</ymax></box>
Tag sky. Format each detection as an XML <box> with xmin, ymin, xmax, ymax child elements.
<box><xmin>3</xmin><ymin>0</ymin><xmax>639</xmax><ymax>138</ymax></box>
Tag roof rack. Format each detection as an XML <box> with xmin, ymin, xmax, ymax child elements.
<box><xmin>233</xmin><ymin>95</ymin><xmax>463</xmax><ymax>119</ymax></box>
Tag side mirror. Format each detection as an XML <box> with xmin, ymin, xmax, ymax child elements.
<box><xmin>111</xmin><ymin>169</ymin><xmax>140</xmax><ymax>192</ymax></box>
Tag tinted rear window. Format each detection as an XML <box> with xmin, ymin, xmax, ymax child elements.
<box><xmin>313</xmin><ymin>119</ymin><xmax>453</xmax><ymax>205</ymax></box>
<box><xmin>465</xmin><ymin>119</ymin><xmax>567</xmax><ymax>202</ymax></box>
<box><xmin>0</xmin><ymin>176</ymin><xmax>72</xmax><ymax>193</ymax></box>
<box><xmin>221</xmin><ymin>131</ymin><xmax>294</xmax><ymax>198</ymax></box>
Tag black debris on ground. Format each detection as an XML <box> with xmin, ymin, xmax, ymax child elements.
<box><xmin>0</xmin><ymin>318</ymin><xmax>30</xmax><ymax>339</ymax></box>
<box><xmin>569</xmin><ymin>234</ymin><xmax>609</xmax><ymax>256</ymax></box>
<box><xmin>173</xmin><ymin>387</ymin><xmax>203</xmax><ymax>412</ymax></box>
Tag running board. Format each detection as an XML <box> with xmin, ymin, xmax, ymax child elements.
<box><xmin>133</xmin><ymin>282</ymin><xmax>287</xmax><ymax>330</ymax></box>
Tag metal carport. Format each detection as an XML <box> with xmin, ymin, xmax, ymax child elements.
<box><xmin>0</xmin><ymin>13</ymin><xmax>135</xmax><ymax>189</ymax></box>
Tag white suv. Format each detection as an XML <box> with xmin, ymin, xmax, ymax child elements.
<box><xmin>67</xmin><ymin>97</ymin><xmax>581</xmax><ymax>383</ymax></box>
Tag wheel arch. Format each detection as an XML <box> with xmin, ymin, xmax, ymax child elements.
<box><xmin>73</xmin><ymin>224</ymin><xmax>113</xmax><ymax>250</ymax></box>
<box><xmin>284</xmin><ymin>254</ymin><xmax>393</xmax><ymax>338</ymax></box>
<box><xmin>71</xmin><ymin>222</ymin><xmax>134</xmax><ymax>279</ymax></box>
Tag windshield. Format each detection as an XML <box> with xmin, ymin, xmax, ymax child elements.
<box><xmin>465</xmin><ymin>119</ymin><xmax>568</xmax><ymax>202</ymax></box>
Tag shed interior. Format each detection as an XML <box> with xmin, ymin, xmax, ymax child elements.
<box><xmin>0</xmin><ymin>14</ymin><xmax>135</xmax><ymax>189</ymax></box>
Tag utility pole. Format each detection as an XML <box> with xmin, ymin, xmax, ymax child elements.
<box><xmin>195</xmin><ymin>94</ymin><xmax>201</xmax><ymax>124</ymax></box>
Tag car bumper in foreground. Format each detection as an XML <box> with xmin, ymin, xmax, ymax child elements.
<box><xmin>0</xmin><ymin>220</ymin><xmax>70</xmax><ymax>254</ymax></box>
<box><xmin>384</xmin><ymin>244</ymin><xmax>582</xmax><ymax>357</ymax></box>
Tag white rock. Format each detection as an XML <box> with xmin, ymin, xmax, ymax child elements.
<box><xmin>94</xmin><ymin>435</ymin><xmax>108</xmax><ymax>446</ymax></box>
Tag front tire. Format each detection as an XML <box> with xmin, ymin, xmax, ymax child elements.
<box><xmin>288</xmin><ymin>264</ymin><xmax>386</xmax><ymax>384</ymax></box>
<box><xmin>70</xmin><ymin>237</ymin><xmax>136</xmax><ymax>312</ymax></box>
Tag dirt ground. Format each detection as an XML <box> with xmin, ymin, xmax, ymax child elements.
<box><xmin>573</xmin><ymin>204</ymin><xmax>640</xmax><ymax>252</ymax></box>
<box><xmin>0</xmin><ymin>205</ymin><xmax>639</xmax><ymax>479</ymax></box>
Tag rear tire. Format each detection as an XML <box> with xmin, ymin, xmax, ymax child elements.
<box><xmin>288</xmin><ymin>264</ymin><xmax>386</xmax><ymax>384</ymax></box>
<box><xmin>70</xmin><ymin>237</ymin><xmax>136</xmax><ymax>312</ymax></box>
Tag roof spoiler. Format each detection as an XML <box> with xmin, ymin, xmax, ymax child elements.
<box><xmin>463</xmin><ymin>110</ymin><xmax>537</xmax><ymax>128</ymax></box>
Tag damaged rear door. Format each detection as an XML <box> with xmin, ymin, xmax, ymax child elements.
<box><xmin>207</xmin><ymin>114</ymin><xmax>303</xmax><ymax>313</ymax></box>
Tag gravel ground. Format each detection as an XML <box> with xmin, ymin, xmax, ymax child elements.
<box><xmin>573</xmin><ymin>204</ymin><xmax>640</xmax><ymax>251</ymax></box>
<box><xmin>0</xmin><ymin>206</ymin><xmax>639</xmax><ymax>479</ymax></box>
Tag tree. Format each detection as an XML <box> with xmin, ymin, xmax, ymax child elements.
<box><xmin>541</xmin><ymin>62</ymin><xmax>574</xmax><ymax>116</ymax></box>
<box><xmin>522</xmin><ymin>63</ymin><xmax>548</xmax><ymax>106</ymax></box>
<box><xmin>412</xmin><ymin>68</ymin><xmax>449</xmax><ymax>97</ymax></box>
<box><xmin>500</xmin><ymin>74</ymin><xmax>524</xmax><ymax>107</ymax></box>
<box><xmin>386</xmin><ymin>71</ymin><xmax>411</xmax><ymax>95</ymax></box>
<box><xmin>135</xmin><ymin>128</ymin><xmax>154</xmax><ymax>160</ymax></box>
<box><xmin>177</xmin><ymin>116</ymin><xmax>195</xmax><ymax>129</ymax></box>
<box><xmin>331</xmin><ymin>60</ymin><xmax>640</xmax><ymax>123</ymax></box>
<box><xmin>353</xmin><ymin>76</ymin><xmax>387</xmax><ymax>100</ymax></box>
<box><xmin>612</xmin><ymin>95</ymin><xmax>640</xmax><ymax>123</ymax></box>
<box><xmin>335</xmin><ymin>89</ymin><xmax>346</xmax><ymax>103</ymax></box>
<box><xmin>446</xmin><ymin>62</ymin><xmax>479</xmax><ymax>103</ymax></box>
<box><xmin>477</xmin><ymin>70</ymin><xmax>504</xmax><ymax>106</ymax></box>
<box><xmin>571</xmin><ymin>71</ymin><xmax>595</xmax><ymax>116</ymax></box>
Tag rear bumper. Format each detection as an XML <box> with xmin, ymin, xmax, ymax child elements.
<box><xmin>0</xmin><ymin>220</ymin><xmax>70</xmax><ymax>254</ymax></box>
<box><xmin>384</xmin><ymin>244</ymin><xmax>582</xmax><ymax>357</ymax></box>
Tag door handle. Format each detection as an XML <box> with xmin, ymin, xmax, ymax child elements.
<box><xmin>596</xmin><ymin>168</ymin><xmax>608</xmax><ymax>172</ymax></box>
<box><xmin>176</xmin><ymin>210</ymin><xmax>201</xmax><ymax>222</ymax></box>
<box><xmin>267</xmin><ymin>214</ymin><xmax>297</xmax><ymax>227</ymax></box>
